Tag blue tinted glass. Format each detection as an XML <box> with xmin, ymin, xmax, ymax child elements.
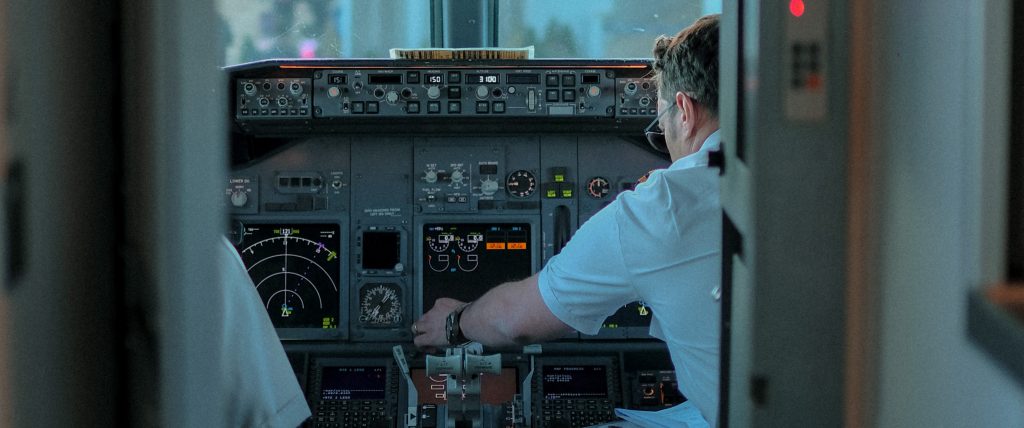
<box><xmin>217</xmin><ymin>0</ymin><xmax>722</xmax><ymax>65</ymax></box>
<box><xmin>498</xmin><ymin>0</ymin><xmax>721</xmax><ymax>58</ymax></box>
<box><xmin>218</xmin><ymin>0</ymin><xmax>431</xmax><ymax>65</ymax></box>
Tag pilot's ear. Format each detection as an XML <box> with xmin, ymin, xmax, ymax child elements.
<box><xmin>675</xmin><ymin>91</ymin><xmax>696</xmax><ymax>136</ymax></box>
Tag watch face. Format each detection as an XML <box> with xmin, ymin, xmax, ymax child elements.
<box><xmin>445</xmin><ymin>304</ymin><xmax>471</xmax><ymax>345</ymax></box>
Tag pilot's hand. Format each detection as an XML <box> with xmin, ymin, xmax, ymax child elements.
<box><xmin>412</xmin><ymin>297</ymin><xmax>465</xmax><ymax>353</ymax></box>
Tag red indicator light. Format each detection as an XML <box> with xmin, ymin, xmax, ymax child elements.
<box><xmin>790</xmin><ymin>0</ymin><xmax>805</xmax><ymax>17</ymax></box>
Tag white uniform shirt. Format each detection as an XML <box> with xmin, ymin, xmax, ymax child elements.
<box><xmin>538</xmin><ymin>131</ymin><xmax>722</xmax><ymax>426</ymax></box>
<box><xmin>219</xmin><ymin>237</ymin><xmax>312</xmax><ymax>427</ymax></box>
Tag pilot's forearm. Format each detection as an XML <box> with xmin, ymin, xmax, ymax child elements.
<box><xmin>459</xmin><ymin>273</ymin><xmax>573</xmax><ymax>347</ymax></box>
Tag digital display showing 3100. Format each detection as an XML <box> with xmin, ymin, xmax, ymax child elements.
<box><xmin>422</xmin><ymin>223</ymin><xmax>531</xmax><ymax>312</ymax></box>
<box><xmin>236</xmin><ymin>224</ymin><xmax>341</xmax><ymax>330</ymax></box>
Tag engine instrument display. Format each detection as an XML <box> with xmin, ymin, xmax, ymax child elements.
<box><xmin>236</xmin><ymin>223</ymin><xmax>341</xmax><ymax>330</ymax></box>
<box><xmin>422</xmin><ymin>223</ymin><xmax>531</xmax><ymax>312</ymax></box>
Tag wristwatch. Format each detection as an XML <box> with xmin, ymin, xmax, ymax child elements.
<box><xmin>445</xmin><ymin>302</ymin><xmax>472</xmax><ymax>346</ymax></box>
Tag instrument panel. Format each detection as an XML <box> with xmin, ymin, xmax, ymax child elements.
<box><xmin>228</xmin><ymin>59</ymin><xmax>680</xmax><ymax>427</ymax></box>
<box><xmin>235</xmin><ymin>63</ymin><xmax>658</xmax><ymax>121</ymax></box>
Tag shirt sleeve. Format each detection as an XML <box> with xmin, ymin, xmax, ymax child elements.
<box><xmin>537</xmin><ymin>199</ymin><xmax>640</xmax><ymax>335</ymax></box>
<box><xmin>219</xmin><ymin>237</ymin><xmax>312</xmax><ymax>428</ymax></box>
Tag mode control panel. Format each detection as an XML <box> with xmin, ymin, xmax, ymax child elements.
<box><xmin>230</xmin><ymin>61</ymin><xmax>660</xmax><ymax>121</ymax></box>
<box><xmin>310</xmin><ymin>68</ymin><xmax>626</xmax><ymax>118</ymax></box>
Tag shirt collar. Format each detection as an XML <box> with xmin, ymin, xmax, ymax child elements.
<box><xmin>668</xmin><ymin>129</ymin><xmax>721</xmax><ymax>171</ymax></box>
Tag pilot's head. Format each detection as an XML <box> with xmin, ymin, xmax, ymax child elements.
<box><xmin>654</xmin><ymin>14</ymin><xmax>720</xmax><ymax>116</ymax></box>
<box><xmin>652</xmin><ymin>14</ymin><xmax>720</xmax><ymax>160</ymax></box>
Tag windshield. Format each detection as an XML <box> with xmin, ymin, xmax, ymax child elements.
<box><xmin>217</xmin><ymin>0</ymin><xmax>722</xmax><ymax>65</ymax></box>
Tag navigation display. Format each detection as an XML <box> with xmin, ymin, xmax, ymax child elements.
<box><xmin>601</xmin><ymin>301</ymin><xmax>654</xmax><ymax>329</ymax></box>
<box><xmin>421</xmin><ymin>223</ymin><xmax>531</xmax><ymax>312</ymax></box>
<box><xmin>235</xmin><ymin>223</ymin><xmax>341</xmax><ymax>330</ymax></box>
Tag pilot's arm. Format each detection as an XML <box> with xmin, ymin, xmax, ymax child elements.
<box><xmin>413</xmin><ymin>273</ymin><xmax>573</xmax><ymax>351</ymax></box>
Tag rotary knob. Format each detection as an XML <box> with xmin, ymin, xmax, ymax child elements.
<box><xmin>386</xmin><ymin>90</ymin><xmax>399</xmax><ymax>104</ymax></box>
<box><xmin>480</xmin><ymin>178</ymin><xmax>499</xmax><ymax>196</ymax></box>
<box><xmin>450</xmin><ymin>169</ymin><xmax>465</xmax><ymax>184</ymax></box>
<box><xmin>476</xmin><ymin>85</ymin><xmax>488</xmax><ymax>99</ymax></box>
<box><xmin>230</xmin><ymin>190</ymin><xmax>248</xmax><ymax>207</ymax></box>
<box><xmin>427</xmin><ymin>86</ymin><xmax>441</xmax><ymax>99</ymax></box>
<box><xmin>423</xmin><ymin>170</ymin><xmax>438</xmax><ymax>183</ymax></box>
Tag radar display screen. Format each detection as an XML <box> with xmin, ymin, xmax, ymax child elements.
<box><xmin>236</xmin><ymin>223</ymin><xmax>341</xmax><ymax>330</ymax></box>
<box><xmin>411</xmin><ymin>367</ymin><xmax>518</xmax><ymax>405</ymax></box>
<box><xmin>601</xmin><ymin>301</ymin><xmax>653</xmax><ymax>329</ymax></box>
<box><xmin>542</xmin><ymin>365</ymin><xmax>608</xmax><ymax>400</ymax></box>
<box><xmin>422</xmin><ymin>223</ymin><xmax>531</xmax><ymax>312</ymax></box>
<box><xmin>320</xmin><ymin>366</ymin><xmax>387</xmax><ymax>401</ymax></box>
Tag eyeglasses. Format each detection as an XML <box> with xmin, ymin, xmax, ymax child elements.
<box><xmin>644</xmin><ymin>106</ymin><xmax>673</xmax><ymax>154</ymax></box>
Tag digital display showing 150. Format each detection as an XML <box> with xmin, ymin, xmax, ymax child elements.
<box><xmin>425</xmin><ymin>73</ymin><xmax>444</xmax><ymax>84</ymax></box>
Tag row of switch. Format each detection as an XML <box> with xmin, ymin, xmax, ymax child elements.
<box><xmin>278</xmin><ymin>176</ymin><xmax>323</xmax><ymax>189</ymax></box>
<box><xmin>546</xmin><ymin>89</ymin><xmax>577</xmax><ymax>103</ymax></box>
<box><xmin>546</xmin><ymin>73</ymin><xmax>579</xmax><ymax>87</ymax></box>
<box><xmin>239</xmin><ymin>108</ymin><xmax>309</xmax><ymax>116</ymax></box>
<box><xmin>543</xmin><ymin>182</ymin><xmax>575</xmax><ymax>199</ymax></box>
<box><xmin>619</xmin><ymin>107</ymin><xmax>657</xmax><ymax>115</ymax></box>
<box><xmin>423</xmin><ymin>194</ymin><xmax>540</xmax><ymax>210</ymax></box>
<box><xmin>350</xmin><ymin>101</ymin><xmax>511</xmax><ymax>115</ymax></box>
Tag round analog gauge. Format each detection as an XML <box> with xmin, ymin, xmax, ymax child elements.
<box><xmin>506</xmin><ymin>170</ymin><xmax>537</xmax><ymax>198</ymax></box>
<box><xmin>426</xmin><ymin>232</ymin><xmax>453</xmax><ymax>253</ymax></box>
<box><xmin>456</xmin><ymin>232</ymin><xmax>484</xmax><ymax>252</ymax></box>
<box><xmin>586</xmin><ymin>177</ymin><xmax>611</xmax><ymax>199</ymax></box>
<box><xmin>358</xmin><ymin>283</ymin><xmax>403</xmax><ymax>326</ymax></box>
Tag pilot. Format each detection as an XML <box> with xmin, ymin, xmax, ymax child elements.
<box><xmin>414</xmin><ymin>14</ymin><xmax>722</xmax><ymax>427</ymax></box>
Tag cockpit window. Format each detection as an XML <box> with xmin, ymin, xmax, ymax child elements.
<box><xmin>497</xmin><ymin>0</ymin><xmax>720</xmax><ymax>58</ymax></box>
<box><xmin>217</xmin><ymin>0</ymin><xmax>721</xmax><ymax>65</ymax></box>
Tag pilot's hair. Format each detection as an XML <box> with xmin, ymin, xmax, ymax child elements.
<box><xmin>652</xmin><ymin>14</ymin><xmax>720</xmax><ymax>116</ymax></box>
